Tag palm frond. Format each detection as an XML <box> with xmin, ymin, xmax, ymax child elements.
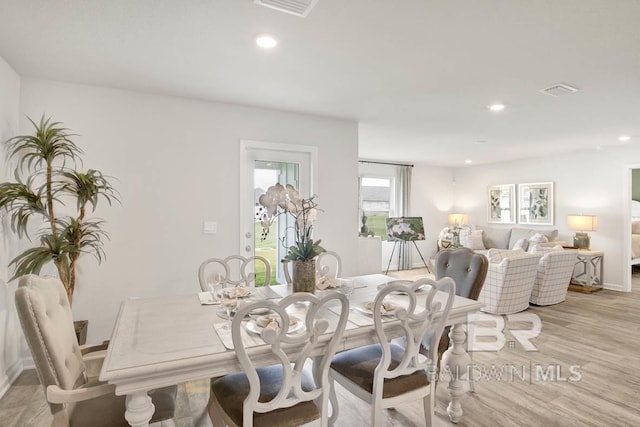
<box><xmin>6</xmin><ymin>115</ymin><xmax>82</xmax><ymax>172</ymax></box>
<box><xmin>9</xmin><ymin>233</ymin><xmax>69</xmax><ymax>281</ymax></box>
<box><xmin>0</xmin><ymin>181</ymin><xmax>46</xmax><ymax>238</ymax></box>
<box><xmin>59</xmin><ymin>169</ymin><xmax>120</xmax><ymax>211</ymax></box>
<box><xmin>58</xmin><ymin>217</ymin><xmax>109</xmax><ymax>262</ymax></box>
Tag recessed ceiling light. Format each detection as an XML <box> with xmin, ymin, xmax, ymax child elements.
<box><xmin>465</xmin><ymin>159</ymin><xmax>473</xmax><ymax>164</ymax></box>
<box><xmin>488</xmin><ymin>104</ymin><xmax>505</xmax><ymax>112</ymax></box>
<box><xmin>618</xmin><ymin>135</ymin><xmax>631</xmax><ymax>142</ymax></box>
<box><xmin>255</xmin><ymin>34</ymin><xmax>278</xmax><ymax>49</ymax></box>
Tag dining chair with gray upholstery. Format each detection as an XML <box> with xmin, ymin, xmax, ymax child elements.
<box><xmin>329</xmin><ymin>278</ymin><xmax>456</xmax><ymax>427</ymax></box>
<box><xmin>433</xmin><ymin>248</ymin><xmax>488</xmax><ymax>354</ymax></box>
<box><xmin>15</xmin><ymin>274</ymin><xmax>177</xmax><ymax>427</ymax></box>
<box><xmin>208</xmin><ymin>291</ymin><xmax>349</xmax><ymax>427</ymax></box>
<box><xmin>433</xmin><ymin>248</ymin><xmax>488</xmax><ymax>392</ymax></box>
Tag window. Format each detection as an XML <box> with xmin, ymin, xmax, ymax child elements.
<box><xmin>359</xmin><ymin>175</ymin><xmax>396</xmax><ymax>239</ymax></box>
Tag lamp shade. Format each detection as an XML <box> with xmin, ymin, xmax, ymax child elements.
<box><xmin>567</xmin><ymin>214</ymin><xmax>597</xmax><ymax>232</ymax></box>
<box><xmin>448</xmin><ymin>213</ymin><xmax>468</xmax><ymax>226</ymax></box>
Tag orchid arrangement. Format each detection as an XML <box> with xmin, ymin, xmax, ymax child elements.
<box><xmin>256</xmin><ymin>183</ymin><xmax>325</xmax><ymax>262</ymax></box>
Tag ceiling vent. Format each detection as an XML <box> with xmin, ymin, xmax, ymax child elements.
<box><xmin>540</xmin><ymin>83</ymin><xmax>579</xmax><ymax>97</ymax></box>
<box><xmin>254</xmin><ymin>0</ymin><xmax>319</xmax><ymax>17</ymax></box>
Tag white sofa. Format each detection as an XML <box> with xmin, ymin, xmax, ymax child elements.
<box><xmin>476</xmin><ymin>226</ymin><xmax>559</xmax><ymax>251</ymax></box>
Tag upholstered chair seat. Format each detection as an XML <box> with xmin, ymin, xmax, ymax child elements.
<box><xmin>330</xmin><ymin>343</ymin><xmax>429</xmax><ymax>399</ymax></box>
<box><xmin>211</xmin><ymin>366</ymin><xmax>320</xmax><ymax>427</ymax></box>
<box><xmin>208</xmin><ymin>291</ymin><xmax>349</xmax><ymax>427</ymax></box>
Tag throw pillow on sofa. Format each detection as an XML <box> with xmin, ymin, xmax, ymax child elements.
<box><xmin>487</xmin><ymin>248</ymin><xmax>525</xmax><ymax>263</ymax></box>
<box><xmin>508</xmin><ymin>228</ymin><xmax>559</xmax><ymax>249</ymax></box>
<box><xmin>477</xmin><ymin>225</ymin><xmax>512</xmax><ymax>249</ymax></box>
<box><xmin>528</xmin><ymin>232</ymin><xmax>548</xmax><ymax>246</ymax></box>
<box><xmin>461</xmin><ymin>229</ymin><xmax>486</xmax><ymax>250</ymax></box>
<box><xmin>513</xmin><ymin>238</ymin><xmax>529</xmax><ymax>251</ymax></box>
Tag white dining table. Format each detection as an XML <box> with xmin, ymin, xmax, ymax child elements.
<box><xmin>99</xmin><ymin>274</ymin><xmax>482</xmax><ymax>426</ymax></box>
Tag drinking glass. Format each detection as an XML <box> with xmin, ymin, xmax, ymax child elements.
<box><xmin>207</xmin><ymin>273</ymin><xmax>223</xmax><ymax>304</ymax></box>
<box><xmin>222</xmin><ymin>283</ymin><xmax>238</xmax><ymax>326</ymax></box>
<box><xmin>338</xmin><ymin>278</ymin><xmax>354</xmax><ymax>299</ymax></box>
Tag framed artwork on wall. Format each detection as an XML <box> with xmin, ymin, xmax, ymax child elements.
<box><xmin>487</xmin><ymin>184</ymin><xmax>516</xmax><ymax>224</ymax></box>
<box><xmin>518</xmin><ymin>182</ymin><xmax>554</xmax><ymax>225</ymax></box>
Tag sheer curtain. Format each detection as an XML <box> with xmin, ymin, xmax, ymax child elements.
<box><xmin>396</xmin><ymin>164</ymin><xmax>412</xmax><ymax>270</ymax></box>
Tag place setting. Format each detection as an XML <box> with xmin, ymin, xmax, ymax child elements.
<box><xmin>213</xmin><ymin>305</ymin><xmax>305</xmax><ymax>350</ymax></box>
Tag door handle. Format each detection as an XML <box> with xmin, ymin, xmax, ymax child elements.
<box><xmin>245</xmin><ymin>245</ymin><xmax>252</xmax><ymax>253</ymax></box>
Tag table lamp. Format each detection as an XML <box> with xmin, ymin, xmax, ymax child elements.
<box><xmin>448</xmin><ymin>213</ymin><xmax>468</xmax><ymax>247</ymax></box>
<box><xmin>567</xmin><ymin>214</ymin><xmax>597</xmax><ymax>249</ymax></box>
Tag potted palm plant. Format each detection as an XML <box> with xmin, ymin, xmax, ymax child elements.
<box><xmin>0</xmin><ymin>116</ymin><xmax>118</xmax><ymax>321</ymax></box>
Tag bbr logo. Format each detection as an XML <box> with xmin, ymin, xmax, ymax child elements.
<box><xmin>467</xmin><ymin>312</ymin><xmax>541</xmax><ymax>352</ymax></box>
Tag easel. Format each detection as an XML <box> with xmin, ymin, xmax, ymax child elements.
<box><xmin>385</xmin><ymin>239</ymin><xmax>431</xmax><ymax>274</ymax></box>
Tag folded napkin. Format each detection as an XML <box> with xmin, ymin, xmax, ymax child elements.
<box><xmin>222</xmin><ymin>287</ymin><xmax>252</xmax><ymax>298</ymax></box>
<box><xmin>255</xmin><ymin>315</ymin><xmax>298</xmax><ymax>332</ymax></box>
<box><xmin>316</xmin><ymin>276</ymin><xmax>337</xmax><ymax>290</ymax></box>
<box><xmin>198</xmin><ymin>292</ymin><xmax>218</xmax><ymax>305</ymax></box>
<box><xmin>363</xmin><ymin>301</ymin><xmax>395</xmax><ymax>314</ymax></box>
<box><xmin>236</xmin><ymin>287</ymin><xmax>252</xmax><ymax>298</ymax></box>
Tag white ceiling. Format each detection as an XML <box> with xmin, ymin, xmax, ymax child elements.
<box><xmin>1</xmin><ymin>0</ymin><xmax>639</xmax><ymax>166</ymax></box>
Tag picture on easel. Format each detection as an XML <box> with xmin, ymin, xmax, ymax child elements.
<box><xmin>385</xmin><ymin>217</ymin><xmax>425</xmax><ymax>241</ymax></box>
<box><xmin>384</xmin><ymin>217</ymin><xmax>430</xmax><ymax>274</ymax></box>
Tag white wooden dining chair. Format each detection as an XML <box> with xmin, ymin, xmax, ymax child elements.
<box><xmin>208</xmin><ymin>291</ymin><xmax>349</xmax><ymax>427</ymax></box>
<box><xmin>198</xmin><ymin>255</ymin><xmax>271</xmax><ymax>291</ymax></box>
<box><xmin>329</xmin><ymin>277</ymin><xmax>456</xmax><ymax>427</ymax></box>
<box><xmin>317</xmin><ymin>251</ymin><xmax>342</xmax><ymax>279</ymax></box>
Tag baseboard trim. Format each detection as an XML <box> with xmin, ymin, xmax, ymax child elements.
<box><xmin>0</xmin><ymin>359</ymin><xmax>24</xmax><ymax>399</ymax></box>
<box><xmin>603</xmin><ymin>282</ymin><xmax>625</xmax><ymax>292</ymax></box>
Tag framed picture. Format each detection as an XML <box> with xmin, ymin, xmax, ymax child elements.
<box><xmin>518</xmin><ymin>182</ymin><xmax>554</xmax><ymax>225</ymax></box>
<box><xmin>487</xmin><ymin>184</ymin><xmax>516</xmax><ymax>224</ymax></box>
<box><xmin>385</xmin><ymin>217</ymin><xmax>425</xmax><ymax>241</ymax></box>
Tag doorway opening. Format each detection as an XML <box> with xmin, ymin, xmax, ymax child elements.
<box><xmin>240</xmin><ymin>140</ymin><xmax>317</xmax><ymax>285</ymax></box>
<box><xmin>254</xmin><ymin>160</ymin><xmax>299</xmax><ymax>284</ymax></box>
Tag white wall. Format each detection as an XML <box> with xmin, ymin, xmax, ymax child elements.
<box><xmin>18</xmin><ymin>78</ymin><xmax>359</xmax><ymax>343</ymax></box>
<box><xmin>453</xmin><ymin>147</ymin><xmax>640</xmax><ymax>290</ymax></box>
<box><xmin>0</xmin><ymin>55</ymin><xmax>22</xmax><ymax>398</ymax></box>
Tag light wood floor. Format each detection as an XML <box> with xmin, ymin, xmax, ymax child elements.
<box><xmin>2</xmin><ymin>270</ymin><xmax>639</xmax><ymax>426</ymax></box>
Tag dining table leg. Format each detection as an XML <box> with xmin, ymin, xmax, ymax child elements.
<box><xmin>125</xmin><ymin>391</ymin><xmax>155</xmax><ymax>427</ymax></box>
<box><xmin>441</xmin><ymin>322</ymin><xmax>471</xmax><ymax>423</ymax></box>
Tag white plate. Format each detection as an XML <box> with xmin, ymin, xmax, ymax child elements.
<box><xmin>248</xmin><ymin>307</ymin><xmax>271</xmax><ymax>316</ymax></box>
<box><xmin>354</xmin><ymin>302</ymin><xmax>397</xmax><ymax>317</ymax></box>
<box><xmin>245</xmin><ymin>316</ymin><xmax>303</xmax><ymax>335</ymax></box>
<box><xmin>376</xmin><ymin>282</ymin><xmax>425</xmax><ymax>293</ymax></box>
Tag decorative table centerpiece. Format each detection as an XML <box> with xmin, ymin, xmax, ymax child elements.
<box><xmin>257</xmin><ymin>183</ymin><xmax>325</xmax><ymax>292</ymax></box>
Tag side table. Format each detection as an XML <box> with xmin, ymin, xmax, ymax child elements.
<box><xmin>570</xmin><ymin>249</ymin><xmax>604</xmax><ymax>292</ymax></box>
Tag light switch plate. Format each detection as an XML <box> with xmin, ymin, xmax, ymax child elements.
<box><xmin>203</xmin><ymin>221</ymin><xmax>217</xmax><ymax>234</ymax></box>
